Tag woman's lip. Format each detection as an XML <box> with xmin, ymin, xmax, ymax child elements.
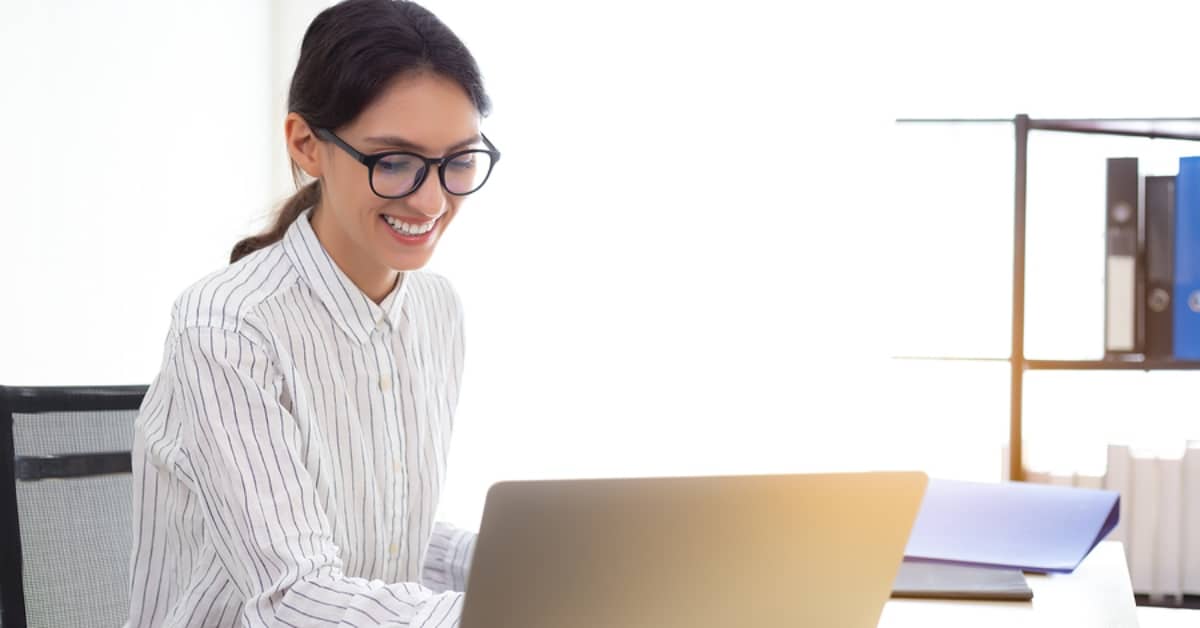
<box><xmin>381</xmin><ymin>214</ymin><xmax>438</xmax><ymax>227</ymax></box>
<box><xmin>380</xmin><ymin>214</ymin><xmax>436</xmax><ymax>242</ymax></box>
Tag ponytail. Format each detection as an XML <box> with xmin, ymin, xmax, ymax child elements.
<box><xmin>230</xmin><ymin>176</ymin><xmax>321</xmax><ymax>264</ymax></box>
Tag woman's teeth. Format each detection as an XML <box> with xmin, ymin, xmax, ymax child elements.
<box><xmin>382</xmin><ymin>215</ymin><xmax>436</xmax><ymax>236</ymax></box>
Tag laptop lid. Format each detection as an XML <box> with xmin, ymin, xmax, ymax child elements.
<box><xmin>460</xmin><ymin>471</ymin><xmax>928</xmax><ymax>628</ymax></box>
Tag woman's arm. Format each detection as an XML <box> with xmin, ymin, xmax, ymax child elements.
<box><xmin>167</xmin><ymin>325</ymin><xmax>463</xmax><ymax>627</ymax></box>
<box><xmin>421</xmin><ymin>522</ymin><xmax>477</xmax><ymax>593</ymax></box>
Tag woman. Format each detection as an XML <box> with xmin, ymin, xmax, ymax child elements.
<box><xmin>126</xmin><ymin>1</ymin><xmax>499</xmax><ymax>625</ymax></box>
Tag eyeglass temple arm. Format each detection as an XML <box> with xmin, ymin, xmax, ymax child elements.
<box><xmin>482</xmin><ymin>133</ymin><xmax>501</xmax><ymax>161</ymax></box>
<box><xmin>314</xmin><ymin>127</ymin><xmax>371</xmax><ymax>165</ymax></box>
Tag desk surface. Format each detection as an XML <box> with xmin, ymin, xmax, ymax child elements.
<box><xmin>879</xmin><ymin>541</ymin><xmax>1138</xmax><ymax>627</ymax></box>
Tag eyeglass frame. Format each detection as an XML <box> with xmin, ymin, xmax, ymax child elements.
<box><xmin>312</xmin><ymin>126</ymin><xmax>501</xmax><ymax>199</ymax></box>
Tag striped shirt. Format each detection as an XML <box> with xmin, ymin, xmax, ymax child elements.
<box><xmin>126</xmin><ymin>207</ymin><xmax>475</xmax><ymax>627</ymax></box>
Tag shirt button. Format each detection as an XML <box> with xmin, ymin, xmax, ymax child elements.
<box><xmin>376</xmin><ymin>319</ymin><xmax>388</xmax><ymax>333</ymax></box>
<box><xmin>388</xmin><ymin>543</ymin><xmax>400</xmax><ymax>556</ymax></box>
<box><xmin>379</xmin><ymin>376</ymin><xmax>392</xmax><ymax>392</ymax></box>
<box><xmin>393</xmin><ymin>462</ymin><xmax>403</xmax><ymax>473</ymax></box>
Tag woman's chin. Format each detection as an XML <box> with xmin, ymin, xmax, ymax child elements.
<box><xmin>381</xmin><ymin>248</ymin><xmax>435</xmax><ymax>272</ymax></box>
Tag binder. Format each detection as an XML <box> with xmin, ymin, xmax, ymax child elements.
<box><xmin>904</xmin><ymin>479</ymin><xmax>1120</xmax><ymax>574</ymax></box>
<box><xmin>891</xmin><ymin>559</ymin><xmax>1032</xmax><ymax>601</ymax></box>
<box><xmin>1153</xmin><ymin>455</ymin><xmax>1184</xmax><ymax>600</ymax></box>
<box><xmin>1144</xmin><ymin>175</ymin><xmax>1176</xmax><ymax>359</ymax></box>
<box><xmin>1127</xmin><ymin>456</ymin><xmax>1159</xmax><ymax>593</ymax></box>
<box><xmin>1183</xmin><ymin>444</ymin><xmax>1200</xmax><ymax>594</ymax></box>
<box><xmin>1173</xmin><ymin>156</ymin><xmax>1200</xmax><ymax>359</ymax></box>
<box><xmin>1104</xmin><ymin>444</ymin><xmax>1133</xmax><ymax>549</ymax></box>
<box><xmin>1105</xmin><ymin>158</ymin><xmax>1142</xmax><ymax>356</ymax></box>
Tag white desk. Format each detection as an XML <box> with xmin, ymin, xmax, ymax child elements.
<box><xmin>879</xmin><ymin>541</ymin><xmax>1139</xmax><ymax>627</ymax></box>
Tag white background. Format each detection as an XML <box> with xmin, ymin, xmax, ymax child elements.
<box><xmin>3</xmin><ymin>0</ymin><xmax>1200</xmax><ymax>530</ymax></box>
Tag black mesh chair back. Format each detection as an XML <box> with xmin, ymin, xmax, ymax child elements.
<box><xmin>0</xmin><ymin>385</ymin><xmax>147</xmax><ymax>628</ymax></box>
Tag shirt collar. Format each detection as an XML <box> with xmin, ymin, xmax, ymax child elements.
<box><xmin>282</xmin><ymin>207</ymin><xmax>409</xmax><ymax>343</ymax></box>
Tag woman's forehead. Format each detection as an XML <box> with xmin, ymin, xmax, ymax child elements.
<box><xmin>353</xmin><ymin>72</ymin><xmax>480</xmax><ymax>150</ymax></box>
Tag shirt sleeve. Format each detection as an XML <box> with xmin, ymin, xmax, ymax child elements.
<box><xmin>172</xmin><ymin>325</ymin><xmax>463</xmax><ymax>627</ymax></box>
<box><xmin>421</xmin><ymin>522</ymin><xmax>477</xmax><ymax>593</ymax></box>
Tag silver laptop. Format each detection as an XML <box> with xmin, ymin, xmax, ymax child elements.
<box><xmin>459</xmin><ymin>471</ymin><xmax>928</xmax><ymax>628</ymax></box>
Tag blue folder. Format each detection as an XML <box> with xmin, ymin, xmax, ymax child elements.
<box><xmin>903</xmin><ymin>479</ymin><xmax>1120</xmax><ymax>574</ymax></box>
<box><xmin>1174</xmin><ymin>156</ymin><xmax>1200</xmax><ymax>359</ymax></box>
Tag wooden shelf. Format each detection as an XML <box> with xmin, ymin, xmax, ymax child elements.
<box><xmin>896</xmin><ymin>116</ymin><xmax>1200</xmax><ymax>142</ymax></box>
<box><xmin>1030</xmin><ymin>117</ymin><xmax>1200</xmax><ymax>141</ymax></box>
<box><xmin>1133</xmin><ymin>593</ymin><xmax>1200</xmax><ymax>610</ymax></box>
<box><xmin>890</xmin><ymin>355</ymin><xmax>1008</xmax><ymax>364</ymax></box>
<box><xmin>1025</xmin><ymin>359</ymin><xmax>1200</xmax><ymax>371</ymax></box>
<box><xmin>893</xmin><ymin>356</ymin><xmax>1200</xmax><ymax>371</ymax></box>
<box><xmin>894</xmin><ymin>113</ymin><xmax>1200</xmax><ymax>482</ymax></box>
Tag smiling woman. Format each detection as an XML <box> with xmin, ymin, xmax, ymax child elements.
<box><xmin>287</xmin><ymin>69</ymin><xmax>496</xmax><ymax>300</ymax></box>
<box><xmin>125</xmin><ymin>1</ymin><xmax>498</xmax><ymax>626</ymax></box>
<box><xmin>229</xmin><ymin>1</ymin><xmax>497</xmax><ymax>301</ymax></box>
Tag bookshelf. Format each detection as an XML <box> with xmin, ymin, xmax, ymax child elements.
<box><xmin>895</xmin><ymin>114</ymin><xmax>1200</xmax><ymax>483</ymax></box>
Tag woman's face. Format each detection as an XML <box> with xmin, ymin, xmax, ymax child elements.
<box><xmin>293</xmin><ymin>71</ymin><xmax>483</xmax><ymax>281</ymax></box>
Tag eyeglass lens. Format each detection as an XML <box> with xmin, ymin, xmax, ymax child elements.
<box><xmin>372</xmin><ymin>151</ymin><xmax>494</xmax><ymax>197</ymax></box>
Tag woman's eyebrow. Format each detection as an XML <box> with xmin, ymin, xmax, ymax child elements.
<box><xmin>362</xmin><ymin>134</ymin><xmax>481</xmax><ymax>153</ymax></box>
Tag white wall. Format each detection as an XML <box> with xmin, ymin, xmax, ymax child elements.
<box><xmin>419</xmin><ymin>0</ymin><xmax>898</xmax><ymax>527</ymax></box>
<box><xmin>1</xmin><ymin>0</ymin><xmax>276</xmax><ymax>385</ymax></box>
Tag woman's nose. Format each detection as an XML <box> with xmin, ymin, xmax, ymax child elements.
<box><xmin>407</xmin><ymin>167</ymin><xmax>448</xmax><ymax>217</ymax></box>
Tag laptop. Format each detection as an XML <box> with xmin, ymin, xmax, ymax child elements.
<box><xmin>459</xmin><ymin>471</ymin><xmax>928</xmax><ymax>628</ymax></box>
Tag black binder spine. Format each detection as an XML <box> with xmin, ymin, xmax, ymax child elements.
<box><xmin>1105</xmin><ymin>158</ymin><xmax>1142</xmax><ymax>357</ymax></box>
<box><xmin>1144</xmin><ymin>175</ymin><xmax>1176</xmax><ymax>359</ymax></box>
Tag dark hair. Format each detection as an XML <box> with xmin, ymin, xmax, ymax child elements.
<box><xmin>230</xmin><ymin>0</ymin><xmax>492</xmax><ymax>263</ymax></box>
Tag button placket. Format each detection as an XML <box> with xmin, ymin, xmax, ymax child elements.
<box><xmin>377</xmin><ymin>321</ymin><xmax>395</xmax><ymax>393</ymax></box>
<box><xmin>376</xmin><ymin>331</ymin><xmax>408</xmax><ymax>575</ymax></box>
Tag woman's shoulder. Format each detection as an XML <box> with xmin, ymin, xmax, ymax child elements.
<box><xmin>169</xmin><ymin>243</ymin><xmax>300</xmax><ymax>337</ymax></box>
<box><xmin>407</xmin><ymin>269</ymin><xmax>459</xmax><ymax>297</ymax></box>
<box><xmin>406</xmin><ymin>270</ymin><xmax>463</xmax><ymax>317</ymax></box>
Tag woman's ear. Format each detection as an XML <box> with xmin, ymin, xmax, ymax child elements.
<box><xmin>285</xmin><ymin>113</ymin><xmax>324</xmax><ymax>178</ymax></box>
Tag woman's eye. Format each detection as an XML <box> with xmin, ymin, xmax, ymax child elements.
<box><xmin>378</xmin><ymin>157</ymin><xmax>417</xmax><ymax>174</ymax></box>
<box><xmin>448</xmin><ymin>155</ymin><xmax>476</xmax><ymax>170</ymax></box>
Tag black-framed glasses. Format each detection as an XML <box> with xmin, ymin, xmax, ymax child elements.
<box><xmin>314</xmin><ymin>127</ymin><xmax>501</xmax><ymax>199</ymax></box>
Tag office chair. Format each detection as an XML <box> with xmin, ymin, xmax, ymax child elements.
<box><xmin>0</xmin><ymin>385</ymin><xmax>147</xmax><ymax>628</ymax></box>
